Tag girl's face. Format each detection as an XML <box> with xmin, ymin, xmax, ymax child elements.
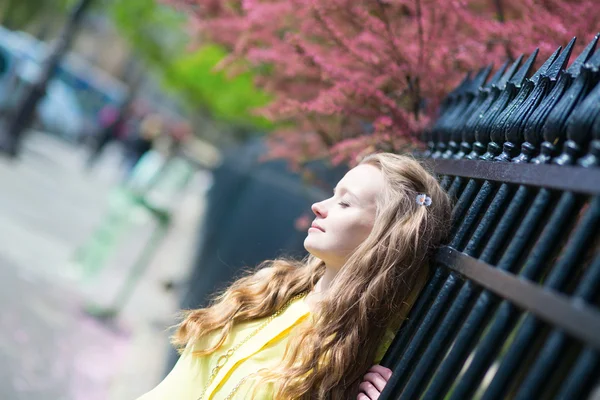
<box><xmin>304</xmin><ymin>164</ymin><xmax>384</xmax><ymax>269</ymax></box>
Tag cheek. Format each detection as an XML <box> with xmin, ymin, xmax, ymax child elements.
<box><xmin>304</xmin><ymin>216</ymin><xmax>375</xmax><ymax>262</ymax></box>
<box><xmin>353</xmin><ymin>220</ymin><xmax>375</xmax><ymax>243</ymax></box>
<box><xmin>338</xmin><ymin>216</ymin><xmax>375</xmax><ymax>246</ymax></box>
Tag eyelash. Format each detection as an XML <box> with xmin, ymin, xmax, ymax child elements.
<box><xmin>338</xmin><ymin>202</ymin><xmax>350</xmax><ymax>208</ymax></box>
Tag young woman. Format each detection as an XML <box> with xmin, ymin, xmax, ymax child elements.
<box><xmin>138</xmin><ymin>153</ymin><xmax>452</xmax><ymax>400</ymax></box>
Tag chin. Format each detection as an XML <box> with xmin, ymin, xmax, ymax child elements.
<box><xmin>303</xmin><ymin>238</ymin><xmax>322</xmax><ymax>257</ymax></box>
<box><xmin>303</xmin><ymin>237</ymin><xmax>314</xmax><ymax>253</ymax></box>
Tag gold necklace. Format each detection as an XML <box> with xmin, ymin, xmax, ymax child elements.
<box><xmin>197</xmin><ymin>292</ymin><xmax>308</xmax><ymax>400</ymax></box>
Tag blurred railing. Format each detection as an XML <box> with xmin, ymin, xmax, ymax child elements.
<box><xmin>380</xmin><ymin>34</ymin><xmax>600</xmax><ymax>400</ymax></box>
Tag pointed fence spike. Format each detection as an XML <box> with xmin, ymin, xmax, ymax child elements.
<box><xmin>488</xmin><ymin>60</ymin><xmax>509</xmax><ymax>87</ymax></box>
<box><xmin>584</xmin><ymin>47</ymin><xmax>600</xmax><ymax>69</ymax></box>
<box><xmin>510</xmin><ymin>49</ymin><xmax>539</xmax><ymax>86</ymax></box>
<box><xmin>498</xmin><ymin>54</ymin><xmax>524</xmax><ymax>88</ymax></box>
<box><xmin>567</xmin><ymin>33</ymin><xmax>600</xmax><ymax>75</ymax></box>
<box><xmin>547</xmin><ymin>37</ymin><xmax>577</xmax><ymax>80</ymax></box>
<box><xmin>471</xmin><ymin>64</ymin><xmax>493</xmax><ymax>92</ymax></box>
<box><xmin>444</xmin><ymin>71</ymin><xmax>471</xmax><ymax>101</ymax></box>
<box><xmin>455</xmin><ymin>71</ymin><xmax>473</xmax><ymax>95</ymax></box>
<box><xmin>531</xmin><ymin>45</ymin><xmax>562</xmax><ymax>84</ymax></box>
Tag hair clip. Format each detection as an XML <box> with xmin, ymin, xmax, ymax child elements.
<box><xmin>416</xmin><ymin>193</ymin><xmax>432</xmax><ymax>207</ymax></box>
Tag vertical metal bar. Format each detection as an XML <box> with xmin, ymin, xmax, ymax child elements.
<box><xmin>381</xmin><ymin>174</ymin><xmax>491</xmax><ymax>372</ymax></box>
<box><xmin>462</xmin><ymin>185</ymin><xmax>510</xmax><ymax>256</ymax></box>
<box><xmin>450</xmin><ymin>179</ymin><xmax>483</xmax><ymax>237</ymax></box>
<box><xmin>383</xmin><ymin>179</ymin><xmax>492</xmax><ymax>381</ymax></box>
<box><xmin>481</xmin><ymin>197</ymin><xmax>597</xmax><ymax>400</ymax></box>
<box><xmin>395</xmin><ymin>281</ymin><xmax>477</xmax><ymax>399</ymax></box>
<box><xmin>476</xmin><ymin>185</ymin><xmax>531</xmax><ymax>262</ymax></box>
<box><xmin>380</xmin><ymin>266</ymin><xmax>446</xmax><ymax>367</ymax></box>
<box><xmin>441</xmin><ymin>175</ymin><xmax>454</xmax><ymax>190</ymax></box>
<box><xmin>511</xmin><ymin>240</ymin><xmax>600</xmax><ymax>398</ymax></box>
<box><xmin>447</xmin><ymin>301</ymin><xmax>521</xmax><ymax>399</ymax></box>
<box><xmin>392</xmin><ymin>184</ymin><xmax>535</xmax><ymax>400</ymax></box>
<box><xmin>421</xmin><ymin>185</ymin><xmax>536</xmax><ymax>399</ymax></box>
<box><xmin>554</xmin><ymin>348</ymin><xmax>600</xmax><ymax>399</ymax></box>
<box><xmin>447</xmin><ymin>176</ymin><xmax>468</xmax><ymax>205</ymax></box>
<box><xmin>451</xmin><ymin>181</ymin><xmax>497</xmax><ymax>250</ymax></box>
<box><xmin>380</xmin><ymin>273</ymin><xmax>461</xmax><ymax>398</ymax></box>
<box><xmin>448</xmin><ymin>191</ymin><xmax>578</xmax><ymax>400</ymax></box>
<box><xmin>395</xmin><ymin>184</ymin><xmax>511</xmax><ymax>399</ymax></box>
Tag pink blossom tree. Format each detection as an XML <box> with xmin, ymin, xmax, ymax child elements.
<box><xmin>166</xmin><ymin>0</ymin><xmax>598</xmax><ymax>166</ymax></box>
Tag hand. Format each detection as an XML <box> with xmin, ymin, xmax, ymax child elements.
<box><xmin>357</xmin><ymin>364</ymin><xmax>393</xmax><ymax>399</ymax></box>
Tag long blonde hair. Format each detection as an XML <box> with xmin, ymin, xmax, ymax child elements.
<box><xmin>173</xmin><ymin>153</ymin><xmax>452</xmax><ymax>399</ymax></box>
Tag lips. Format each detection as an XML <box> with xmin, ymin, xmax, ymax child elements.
<box><xmin>310</xmin><ymin>222</ymin><xmax>325</xmax><ymax>232</ymax></box>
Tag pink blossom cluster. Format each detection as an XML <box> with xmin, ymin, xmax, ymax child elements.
<box><xmin>166</xmin><ymin>0</ymin><xmax>599</xmax><ymax>165</ymax></box>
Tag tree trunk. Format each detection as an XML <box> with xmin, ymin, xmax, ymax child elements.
<box><xmin>0</xmin><ymin>0</ymin><xmax>94</xmax><ymax>157</ymax></box>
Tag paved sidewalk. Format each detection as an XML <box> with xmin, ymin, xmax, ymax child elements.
<box><xmin>0</xmin><ymin>132</ymin><xmax>210</xmax><ymax>400</ymax></box>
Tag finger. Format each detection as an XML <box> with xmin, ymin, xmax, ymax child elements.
<box><xmin>363</xmin><ymin>372</ymin><xmax>388</xmax><ymax>392</ymax></box>
<box><xmin>369</xmin><ymin>365</ymin><xmax>393</xmax><ymax>380</ymax></box>
<box><xmin>357</xmin><ymin>393</ymin><xmax>370</xmax><ymax>400</ymax></box>
<box><xmin>358</xmin><ymin>381</ymin><xmax>380</xmax><ymax>399</ymax></box>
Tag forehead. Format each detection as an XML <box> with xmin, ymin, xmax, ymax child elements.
<box><xmin>337</xmin><ymin>164</ymin><xmax>384</xmax><ymax>203</ymax></box>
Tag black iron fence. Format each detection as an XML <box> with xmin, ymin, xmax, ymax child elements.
<box><xmin>380</xmin><ymin>34</ymin><xmax>600</xmax><ymax>399</ymax></box>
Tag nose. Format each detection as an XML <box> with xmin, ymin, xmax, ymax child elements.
<box><xmin>311</xmin><ymin>200</ymin><xmax>327</xmax><ymax>218</ymax></box>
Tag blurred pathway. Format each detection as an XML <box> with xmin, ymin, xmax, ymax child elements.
<box><xmin>0</xmin><ymin>132</ymin><xmax>209</xmax><ymax>399</ymax></box>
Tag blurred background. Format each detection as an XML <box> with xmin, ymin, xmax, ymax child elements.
<box><xmin>0</xmin><ymin>0</ymin><xmax>595</xmax><ymax>398</ymax></box>
<box><xmin>0</xmin><ymin>0</ymin><xmax>334</xmax><ymax>398</ymax></box>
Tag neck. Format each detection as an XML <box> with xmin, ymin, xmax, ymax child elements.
<box><xmin>305</xmin><ymin>264</ymin><xmax>339</xmax><ymax>311</ymax></box>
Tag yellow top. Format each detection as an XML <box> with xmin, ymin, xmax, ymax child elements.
<box><xmin>137</xmin><ymin>296</ymin><xmax>395</xmax><ymax>400</ymax></box>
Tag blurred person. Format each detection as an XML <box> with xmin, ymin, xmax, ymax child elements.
<box><xmin>86</xmin><ymin>103</ymin><xmax>129</xmax><ymax>169</ymax></box>
<box><xmin>165</xmin><ymin>120</ymin><xmax>191</xmax><ymax>159</ymax></box>
<box><xmin>137</xmin><ymin>153</ymin><xmax>452</xmax><ymax>400</ymax></box>
<box><xmin>122</xmin><ymin>112</ymin><xmax>162</xmax><ymax>178</ymax></box>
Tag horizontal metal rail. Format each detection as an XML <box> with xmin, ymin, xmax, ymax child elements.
<box><xmin>436</xmin><ymin>247</ymin><xmax>600</xmax><ymax>350</ymax></box>
<box><xmin>424</xmin><ymin>159</ymin><xmax>600</xmax><ymax>196</ymax></box>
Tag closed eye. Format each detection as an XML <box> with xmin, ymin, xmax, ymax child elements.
<box><xmin>339</xmin><ymin>202</ymin><xmax>350</xmax><ymax>208</ymax></box>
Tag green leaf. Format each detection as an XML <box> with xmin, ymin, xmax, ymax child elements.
<box><xmin>165</xmin><ymin>45</ymin><xmax>273</xmax><ymax>128</ymax></box>
<box><xmin>108</xmin><ymin>0</ymin><xmax>272</xmax><ymax>129</ymax></box>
